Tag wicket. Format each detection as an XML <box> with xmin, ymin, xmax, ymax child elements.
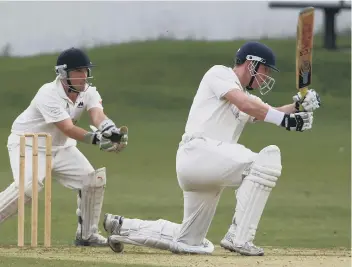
<box><xmin>18</xmin><ymin>133</ymin><xmax>52</xmax><ymax>248</ymax></box>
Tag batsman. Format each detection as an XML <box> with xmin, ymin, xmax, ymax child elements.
<box><xmin>0</xmin><ymin>47</ymin><xmax>128</xmax><ymax>246</ymax></box>
<box><xmin>104</xmin><ymin>41</ymin><xmax>321</xmax><ymax>256</ymax></box>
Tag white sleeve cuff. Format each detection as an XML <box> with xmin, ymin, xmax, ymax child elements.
<box><xmin>264</xmin><ymin>107</ymin><xmax>285</xmax><ymax>126</ymax></box>
<box><xmin>98</xmin><ymin>119</ymin><xmax>115</xmax><ymax>132</ymax></box>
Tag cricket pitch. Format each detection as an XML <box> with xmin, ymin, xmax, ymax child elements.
<box><xmin>0</xmin><ymin>245</ymin><xmax>350</xmax><ymax>267</ymax></box>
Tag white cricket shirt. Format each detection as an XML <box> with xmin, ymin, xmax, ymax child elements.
<box><xmin>9</xmin><ymin>76</ymin><xmax>103</xmax><ymax>151</ymax></box>
<box><xmin>184</xmin><ymin>65</ymin><xmax>262</xmax><ymax>144</ymax></box>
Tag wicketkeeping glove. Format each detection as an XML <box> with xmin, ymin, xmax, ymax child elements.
<box><xmin>280</xmin><ymin>112</ymin><xmax>313</xmax><ymax>132</ymax></box>
<box><xmin>90</xmin><ymin>125</ymin><xmax>128</xmax><ymax>153</ymax></box>
<box><xmin>98</xmin><ymin>119</ymin><xmax>128</xmax><ymax>143</ymax></box>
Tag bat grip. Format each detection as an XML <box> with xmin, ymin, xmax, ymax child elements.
<box><xmin>298</xmin><ymin>87</ymin><xmax>309</xmax><ymax>111</ymax></box>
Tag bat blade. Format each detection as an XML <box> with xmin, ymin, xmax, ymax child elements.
<box><xmin>296</xmin><ymin>6</ymin><xmax>315</xmax><ymax>110</ymax></box>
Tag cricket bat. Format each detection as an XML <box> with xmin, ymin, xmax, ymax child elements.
<box><xmin>296</xmin><ymin>7</ymin><xmax>315</xmax><ymax>111</ymax></box>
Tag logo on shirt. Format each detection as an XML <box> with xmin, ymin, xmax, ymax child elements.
<box><xmin>48</xmin><ymin>106</ymin><xmax>61</xmax><ymax>116</ymax></box>
<box><xmin>77</xmin><ymin>102</ymin><xmax>84</xmax><ymax>108</ymax></box>
<box><xmin>231</xmin><ymin>105</ymin><xmax>240</xmax><ymax>119</ymax></box>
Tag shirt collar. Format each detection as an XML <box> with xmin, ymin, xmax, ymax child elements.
<box><xmin>55</xmin><ymin>76</ymin><xmax>73</xmax><ymax>103</ymax></box>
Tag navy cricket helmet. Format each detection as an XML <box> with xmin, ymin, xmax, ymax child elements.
<box><xmin>55</xmin><ymin>47</ymin><xmax>95</xmax><ymax>93</ymax></box>
<box><xmin>235</xmin><ymin>41</ymin><xmax>279</xmax><ymax>72</ymax></box>
<box><xmin>55</xmin><ymin>47</ymin><xmax>94</xmax><ymax>76</ymax></box>
<box><xmin>235</xmin><ymin>41</ymin><xmax>279</xmax><ymax>95</ymax></box>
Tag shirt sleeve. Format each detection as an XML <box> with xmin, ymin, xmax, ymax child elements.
<box><xmin>206</xmin><ymin>66</ymin><xmax>242</xmax><ymax>99</ymax></box>
<box><xmin>35</xmin><ymin>94</ymin><xmax>70</xmax><ymax>123</ymax></box>
<box><xmin>86</xmin><ymin>88</ymin><xmax>103</xmax><ymax>111</ymax></box>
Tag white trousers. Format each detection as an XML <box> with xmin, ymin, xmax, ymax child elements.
<box><xmin>114</xmin><ymin>136</ymin><xmax>258</xmax><ymax>252</ymax></box>
<box><xmin>174</xmin><ymin>136</ymin><xmax>257</xmax><ymax>246</ymax></box>
<box><xmin>7</xmin><ymin>135</ymin><xmax>94</xmax><ymax>189</ymax></box>
<box><xmin>0</xmin><ymin>134</ymin><xmax>95</xmax><ymax>225</ymax></box>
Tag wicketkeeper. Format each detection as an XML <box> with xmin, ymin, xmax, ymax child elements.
<box><xmin>0</xmin><ymin>47</ymin><xmax>128</xmax><ymax>246</ymax></box>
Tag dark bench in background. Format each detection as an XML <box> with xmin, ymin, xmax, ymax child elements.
<box><xmin>268</xmin><ymin>1</ymin><xmax>351</xmax><ymax>50</ymax></box>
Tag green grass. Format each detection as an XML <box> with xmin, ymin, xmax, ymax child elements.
<box><xmin>0</xmin><ymin>37</ymin><xmax>350</xmax><ymax>262</ymax></box>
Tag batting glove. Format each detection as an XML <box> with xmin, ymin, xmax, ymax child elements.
<box><xmin>280</xmin><ymin>112</ymin><xmax>313</xmax><ymax>132</ymax></box>
<box><xmin>293</xmin><ymin>89</ymin><xmax>321</xmax><ymax>112</ymax></box>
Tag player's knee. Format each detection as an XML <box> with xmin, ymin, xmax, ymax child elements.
<box><xmin>246</xmin><ymin>145</ymin><xmax>282</xmax><ymax>188</ymax></box>
<box><xmin>170</xmin><ymin>238</ymin><xmax>214</xmax><ymax>255</ymax></box>
<box><xmin>80</xmin><ymin>166</ymin><xmax>96</xmax><ymax>179</ymax></box>
<box><xmin>23</xmin><ymin>180</ymin><xmax>44</xmax><ymax>198</ymax></box>
<box><xmin>83</xmin><ymin>167</ymin><xmax>107</xmax><ymax>188</ymax></box>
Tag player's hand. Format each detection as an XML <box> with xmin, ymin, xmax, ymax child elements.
<box><xmin>90</xmin><ymin>125</ymin><xmax>128</xmax><ymax>153</ymax></box>
<box><xmin>98</xmin><ymin>136</ymin><xmax>120</xmax><ymax>152</ymax></box>
<box><xmin>98</xmin><ymin>119</ymin><xmax>128</xmax><ymax>144</ymax></box>
<box><xmin>98</xmin><ymin>119</ymin><xmax>120</xmax><ymax>138</ymax></box>
<box><xmin>106</xmin><ymin>126</ymin><xmax>128</xmax><ymax>144</ymax></box>
<box><xmin>293</xmin><ymin>89</ymin><xmax>321</xmax><ymax>112</ymax></box>
<box><xmin>280</xmin><ymin>112</ymin><xmax>313</xmax><ymax>132</ymax></box>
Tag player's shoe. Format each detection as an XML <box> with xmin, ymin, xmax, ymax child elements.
<box><xmin>103</xmin><ymin>213</ymin><xmax>125</xmax><ymax>253</ymax></box>
<box><xmin>74</xmin><ymin>227</ymin><xmax>108</xmax><ymax>247</ymax></box>
<box><xmin>103</xmin><ymin>213</ymin><xmax>124</xmax><ymax>235</ymax></box>
<box><xmin>220</xmin><ymin>225</ymin><xmax>264</xmax><ymax>256</ymax></box>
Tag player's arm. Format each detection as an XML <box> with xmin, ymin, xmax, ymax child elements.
<box><xmin>54</xmin><ymin>118</ymin><xmax>120</xmax><ymax>152</ymax></box>
<box><xmin>89</xmin><ymin>107</ymin><xmax>109</xmax><ymax>128</ymax></box>
<box><xmin>86</xmin><ymin>90</ymin><xmax>128</xmax><ymax>147</ymax></box>
<box><xmin>86</xmin><ymin>89</ymin><xmax>118</xmax><ymax>133</ymax></box>
<box><xmin>88</xmin><ymin>107</ymin><xmax>128</xmax><ymax>145</ymax></box>
<box><xmin>274</xmin><ymin>103</ymin><xmax>296</xmax><ymax>114</ymax></box>
<box><xmin>224</xmin><ymin>90</ymin><xmax>272</xmax><ymax>121</ymax></box>
<box><xmin>249</xmin><ymin>103</ymin><xmax>296</xmax><ymax>123</ymax></box>
<box><xmin>35</xmin><ymin>96</ymin><xmax>112</xmax><ymax>150</ymax></box>
<box><xmin>55</xmin><ymin>117</ymin><xmax>125</xmax><ymax>153</ymax></box>
<box><xmin>54</xmin><ymin>119</ymin><xmax>97</xmax><ymax>143</ymax></box>
<box><xmin>275</xmin><ymin>88</ymin><xmax>321</xmax><ymax>114</ymax></box>
<box><xmin>207</xmin><ymin>66</ymin><xmax>312</xmax><ymax>132</ymax></box>
<box><xmin>224</xmin><ymin>90</ymin><xmax>312</xmax><ymax>132</ymax></box>
<box><xmin>87</xmin><ymin>97</ymin><xmax>124</xmax><ymax>139</ymax></box>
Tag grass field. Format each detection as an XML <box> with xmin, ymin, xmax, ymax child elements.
<box><xmin>0</xmin><ymin>37</ymin><xmax>350</xmax><ymax>266</ymax></box>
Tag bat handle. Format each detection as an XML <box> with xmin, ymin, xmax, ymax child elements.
<box><xmin>298</xmin><ymin>87</ymin><xmax>309</xmax><ymax>111</ymax></box>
